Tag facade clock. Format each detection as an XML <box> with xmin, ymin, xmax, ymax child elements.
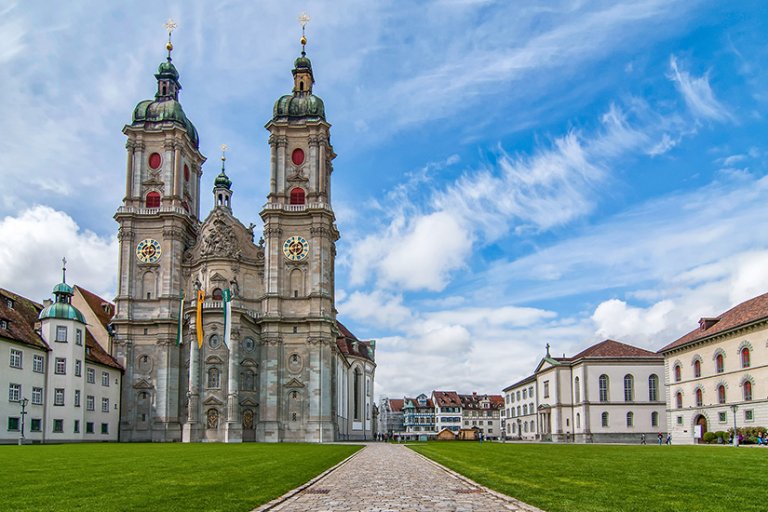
<box><xmin>136</xmin><ymin>239</ymin><xmax>162</xmax><ymax>263</ymax></box>
<box><xmin>282</xmin><ymin>236</ymin><xmax>309</xmax><ymax>262</ymax></box>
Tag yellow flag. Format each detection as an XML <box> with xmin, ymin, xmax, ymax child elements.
<box><xmin>196</xmin><ymin>290</ymin><xmax>205</xmax><ymax>349</ymax></box>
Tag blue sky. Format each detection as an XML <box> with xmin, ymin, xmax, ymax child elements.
<box><xmin>1</xmin><ymin>1</ymin><xmax>767</xmax><ymax>400</ymax></box>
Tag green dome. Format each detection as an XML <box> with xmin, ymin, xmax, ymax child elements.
<box><xmin>52</xmin><ymin>282</ymin><xmax>74</xmax><ymax>296</ymax></box>
<box><xmin>39</xmin><ymin>302</ymin><xmax>86</xmax><ymax>324</ymax></box>
<box><xmin>214</xmin><ymin>170</ymin><xmax>232</xmax><ymax>190</ymax></box>
<box><xmin>273</xmin><ymin>93</ymin><xmax>325</xmax><ymax>120</ymax></box>
<box><xmin>294</xmin><ymin>55</ymin><xmax>312</xmax><ymax>71</ymax></box>
<box><xmin>156</xmin><ymin>60</ymin><xmax>180</xmax><ymax>81</ymax></box>
<box><xmin>132</xmin><ymin>98</ymin><xmax>200</xmax><ymax>147</ymax></box>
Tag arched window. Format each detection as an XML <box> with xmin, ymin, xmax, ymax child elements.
<box><xmin>574</xmin><ymin>377</ymin><xmax>580</xmax><ymax>403</ymax></box>
<box><xmin>524</xmin><ymin>422</ymin><xmax>528</xmax><ymax>433</ymax></box>
<box><xmin>599</xmin><ymin>374</ymin><xmax>609</xmax><ymax>402</ymax></box>
<box><xmin>576</xmin><ymin>413</ymin><xmax>580</xmax><ymax>429</ymax></box>
<box><xmin>523</xmin><ymin>404</ymin><xmax>528</xmax><ymax>415</ymax></box>
<box><xmin>517</xmin><ymin>405</ymin><xmax>521</xmax><ymax>416</ymax></box>
<box><xmin>624</xmin><ymin>374</ymin><xmax>634</xmax><ymax>402</ymax></box>
<box><xmin>145</xmin><ymin>191</ymin><xmax>161</xmax><ymax>208</ymax></box>
<box><xmin>530</xmin><ymin>420</ymin><xmax>535</xmax><ymax>432</ymax></box>
<box><xmin>651</xmin><ymin>411</ymin><xmax>659</xmax><ymax>427</ymax></box>
<box><xmin>353</xmin><ymin>368</ymin><xmax>362</xmax><ymax>420</ymax></box>
<box><xmin>693</xmin><ymin>359</ymin><xmax>701</xmax><ymax>378</ymax></box>
<box><xmin>212</xmin><ymin>288</ymin><xmax>223</xmax><ymax>301</ymax></box>
<box><xmin>512</xmin><ymin>423</ymin><xmax>516</xmax><ymax>433</ymax></box>
<box><xmin>601</xmin><ymin>412</ymin><xmax>609</xmax><ymax>427</ymax></box>
<box><xmin>676</xmin><ymin>392</ymin><xmax>683</xmax><ymax>409</ymax></box>
<box><xmin>718</xmin><ymin>385</ymin><xmax>726</xmax><ymax>404</ymax></box>
<box><xmin>741</xmin><ymin>347</ymin><xmax>750</xmax><ymax>368</ymax></box>
<box><xmin>715</xmin><ymin>353</ymin><xmax>724</xmax><ymax>373</ymax></box>
<box><xmin>743</xmin><ymin>381</ymin><xmax>752</xmax><ymax>401</ymax></box>
<box><xmin>648</xmin><ymin>374</ymin><xmax>659</xmax><ymax>401</ymax></box>
<box><xmin>626</xmin><ymin>411</ymin><xmax>634</xmax><ymax>427</ymax></box>
<box><xmin>207</xmin><ymin>367</ymin><xmax>220</xmax><ymax>389</ymax></box>
<box><xmin>674</xmin><ymin>364</ymin><xmax>681</xmax><ymax>382</ymax></box>
<box><xmin>695</xmin><ymin>388</ymin><xmax>703</xmax><ymax>407</ymax></box>
<box><xmin>289</xmin><ymin>187</ymin><xmax>305</xmax><ymax>205</ymax></box>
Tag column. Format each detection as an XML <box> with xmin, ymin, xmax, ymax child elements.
<box><xmin>225</xmin><ymin>330</ymin><xmax>242</xmax><ymax>442</ymax></box>
<box><xmin>182</xmin><ymin>331</ymin><xmax>201</xmax><ymax>442</ymax></box>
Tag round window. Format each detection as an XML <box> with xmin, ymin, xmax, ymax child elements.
<box><xmin>242</xmin><ymin>337</ymin><xmax>256</xmax><ymax>352</ymax></box>
<box><xmin>148</xmin><ymin>152</ymin><xmax>162</xmax><ymax>170</ymax></box>
<box><xmin>291</xmin><ymin>148</ymin><xmax>305</xmax><ymax>166</ymax></box>
<box><xmin>208</xmin><ymin>334</ymin><xmax>220</xmax><ymax>349</ymax></box>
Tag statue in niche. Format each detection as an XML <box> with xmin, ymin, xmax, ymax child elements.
<box><xmin>246</xmin><ymin>223</ymin><xmax>256</xmax><ymax>242</ymax></box>
<box><xmin>207</xmin><ymin>408</ymin><xmax>219</xmax><ymax>429</ymax></box>
<box><xmin>242</xmin><ymin>409</ymin><xmax>254</xmax><ymax>430</ymax></box>
<box><xmin>230</xmin><ymin>276</ymin><xmax>240</xmax><ymax>297</ymax></box>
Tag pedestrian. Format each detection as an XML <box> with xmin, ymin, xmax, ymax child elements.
<box><xmin>658</xmin><ymin>432</ymin><xmax>663</xmax><ymax>445</ymax></box>
<box><xmin>641</xmin><ymin>433</ymin><xmax>646</xmax><ymax>445</ymax></box>
<box><xmin>666</xmin><ymin>433</ymin><xmax>672</xmax><ymax>445</ymax></box>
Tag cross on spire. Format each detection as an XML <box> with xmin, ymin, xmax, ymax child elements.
<box><xmin>220</xmin><ymin>143</ymin><xmax>228</xmax><ymax>171</ymax></box>
<box><xmin>298</xmin><ymin>12</ymin><xmax>310</xmax><ymax>55</ymax></box>
<box><xmin>546</xmin><ymin>342</ymin><xmax>550</xmax><ymax>357</ymax></box>
<box><xmin>165</xmin><ymin>18</ymin><xmax>177</xmax><ymax>61</ymax></box>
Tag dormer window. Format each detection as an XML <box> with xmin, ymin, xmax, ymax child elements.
<box><xmin>0</xmin><ymin>319</ymin><xmax>8</xmax><ymax>330</ymax></box>
<box><xmin>6</xmin><ymin>298</ymin><xmax>13</xmax><ymax>309</ymax></box>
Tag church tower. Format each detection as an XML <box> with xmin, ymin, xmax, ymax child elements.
<box><xmin>258</xmin><ymin>22</ymin><xmax>340</xmax><ymax>442</ymax></box>
<box><xmin>112</xmin><ymin>22</ymin><xmax>206</xmax><ymax>442</ymax></box>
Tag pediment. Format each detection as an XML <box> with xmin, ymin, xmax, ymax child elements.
<box><xmin>284</xmin><ymin>378</ymin><xmax>305</xmax><ymax>389</ymax></box>
<box><xmin>133</xmin><ymin>378</ymin><xmax>154</xmax><ymax>389</ymax></box>
<box><xmin>210</xmin><ymin>272</ymin><xmax>228</xmax><ymax>283</ymax></box>
<box><xmin>239</xmin><ymin>398</ymin><xmax>259</xmax><ymax>407</ymax></box>
<box><xmin>203</xmin><ymin>395</ymin><xmax>224</xmax><ymax>406</ymax></box>
<box><xmin>206</xmin><ymin>355</ymin><xmax>224</xmax><ymax>364</ymax></box>
<box><xmin>240</xmin><ymin>358</ymin><xmax>258</xmax><ymax>368</ymax></box>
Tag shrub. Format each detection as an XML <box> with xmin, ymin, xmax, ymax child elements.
<box><xmin>702</xmin><ymin>432</ymin><xmax>717</xmax><ymax>444</ymax></box>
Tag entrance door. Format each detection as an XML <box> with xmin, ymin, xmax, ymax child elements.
<box><xmin>695</xmin><ymin>415</ymin><xmax>708</xmax><ymax>444</ymax></box>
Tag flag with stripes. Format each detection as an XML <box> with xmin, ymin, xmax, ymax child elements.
<box><xmin>196</xmin><ymin>289</ymin><xmax>205</xmax><ymax>349</ymax></box>
<box><xmin>222</xmin><ymin>288</ymin><xmax>232</xmax><ymax>349</ymax></box>
<box><xmin>176</xmin><ymin>290</ymin><xmax>184</xmax><ymax>346</ymax></box>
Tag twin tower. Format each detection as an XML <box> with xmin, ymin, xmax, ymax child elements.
<box><xmin>111</xmin><ymin>31</ymin><xmax>376</xmax><ymax>442</ymax></box>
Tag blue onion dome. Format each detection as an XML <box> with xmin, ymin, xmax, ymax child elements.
<box><xmin>214</xmin><ymin>170</ymin><xmax>232</xmax><ymax>190</ymax></box>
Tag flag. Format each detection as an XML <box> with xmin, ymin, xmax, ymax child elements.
<box><xmin>176</xmin><ymin>290</ymin><xmax>184</xmax><ymax>346</ymax></box>
<box><xmin>196</xmin><ymin>289</ymin><xmax>205</xmax><ymax>349</ymax></box>
<box><xmin>222</xmin><ymin>288</ymin><xmax>232</xmax><ymax>349</ymax></box>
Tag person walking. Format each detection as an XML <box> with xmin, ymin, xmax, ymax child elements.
<box><xmin>666</xmin><ymin>433</ymin><xmax>672</xmax><ymax>445</ymax></box>
<box><xmin>641</xmin><ymin>433</ymin><xmax>646</xmax><ymax>445</ymax></box>
<box><xmin>658</xmin><ymin>432</ymin><xmax>663</xmax><ymax>445</ymax></box>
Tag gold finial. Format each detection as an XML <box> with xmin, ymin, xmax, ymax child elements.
<box><xmin>165</xmin><ymin>18</ymin><xmax>177</xmax><ymax>60</ymax></box>
<box><xmin>298</xmin><ymin>12</ymin><xmax>310</xmax><ymax>54</ymax></box>
<box><xmin>220</xmin><ymin>144</ymin><xmax>228</xmax><ymax>170</ymax></box>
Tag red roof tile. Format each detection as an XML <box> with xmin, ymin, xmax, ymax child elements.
<box><xmin>571</xmin><ymin>339</ymin><xmax>659</xmax><ymax>360</ymax></box>
<box><xmin>432</xmin><ymin>390</ymin><xmax>461</xmax><ymax>407</ymax></box>
<box><xmin>74</xmin><ymin>285</ymin><xmax>115</xmax><ymax>329</ymax></box>
<box><xmin>336</xmin><ymin>320</ymin><xmax>375</xmax><ymax>362</ymax></box>
<box><xmin>0</xmin><ymin>288</ymin><xmax>48</xmax><ymax>351</ymax></box>
<box><xmin>660</xmin><ymin>292</ymin><xmax>768</xmax><ymax>353</ymax></box>
<box><xmin>84</xmin><ymin>329</ymin><xmax>123</xmax><ymax>371</ymax></box>
<box><xmin>388</xmin><ymin>399</ymin><xmax>404</xmax><ymax>412</ymax></box>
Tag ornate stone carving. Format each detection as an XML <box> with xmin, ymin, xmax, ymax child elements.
<box><xmin>163</xmin><ymin>226</ymin><xmax>185</xmax><ymax>240</ymax></box>
<box><xmin>118</xmin><ymin>227</ymin><xmax>134</xmax><ymax>241</ymax></box>
<box><xmin>207</xmin><ymin>408</ymin><xmax>219</xmax><ymax>429</ymax></box>
<box><xmin>242</xmin><ymin>409</ymin><xmax>254</xmax><ymax>429</ymax></box>
<box><xmin>201</xmin><ymin>216</ymin><xmax>240</xmax><ymax>259</ymax></box>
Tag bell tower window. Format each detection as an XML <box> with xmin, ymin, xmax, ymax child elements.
<box><xmin>290</xmin><ymin>188</ymin><xmax>305</xmax><ymax>205</ymax></box>
<box><xmin>145</xmin><ymin>192</ymin><xmax>161</xmax><ymax>208</ymax></box>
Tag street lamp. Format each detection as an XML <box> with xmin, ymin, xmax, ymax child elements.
<box><xmin>18</xmin><ymin>397</ymin><xmax>29</xmax><ymax>446</ymax></box>
<box><xmin>730</xmin><ymin>404</ymin><xmax>738</xmax><ymax>447</ymax></box>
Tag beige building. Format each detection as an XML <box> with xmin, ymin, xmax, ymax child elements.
<box><xmin>1</xmin><ymin>279</ymin><xmax>122</xmax><ymax>444</ymax></box>
<box><xmin>503</xmin><ymin>340</ymin><xmax>666</xmax><ymax>443</ymax></box>
<box><xmin>659</xmin><ymin>292</ymin><xmax>768</xmax><ymax>444</ymax></box>
<box><xmin>111</xmin><ymin>30</ymin><xmax>375</xmax><ymax>442</ymax></box>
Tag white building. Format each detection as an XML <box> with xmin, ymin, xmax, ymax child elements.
<box><xmin>1</xmin><ymin>276</ymin><xmax>122</xmax><ymax>443</ymax></box>
<box><xmin>503</xmin><ymin>340</ymin><xmax>666</xmax><ymax>443</ymax></box>
<box><xmin>659</xmin><ymin>292</ymin><xmax>768</xmax><ymax>444</ymax></box>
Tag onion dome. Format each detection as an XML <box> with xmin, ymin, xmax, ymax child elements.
<box><xmin>214</xmin><ymin>170</ymin><xmax>232</xmax><ymax>190</ymax></box>
<box><xmin>272</xmin><ymin>30</ymin><xmax>325</xmax><ymax>121</ymax></box>
<box><xmin>129</xmin><ymin>25</ymin><xmax>199</xmax><ymax>147</ymax></box>
<box><xmin>39</xmin><ymin>260</ymin><xmax>86</xmax><ymax>324</ymax></box>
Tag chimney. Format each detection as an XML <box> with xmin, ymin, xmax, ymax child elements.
<box><xmin>43</xmin><ymin>299</ymin><xmax>52</xmax><ymax>307</ymax></box>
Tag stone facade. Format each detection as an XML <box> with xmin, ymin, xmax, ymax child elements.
<box><xmin>659</xmin><ymin>292</ymin><xmax>768</xmax><ymax>445</ymax></box>
<box><xmin>112</xmin><ymin>37</ymin><xmax>375</xmax><ymax>443</ymax></box>
<box><xmin>502</xmin><ymin>340</ymin><xmax>666</xmax><ymax>443</ymax></box>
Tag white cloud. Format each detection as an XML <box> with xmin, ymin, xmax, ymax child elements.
<box><xmin>669</xmin><ymin>55</ymin><xmax>733</xmax><ymax>122</ymax></box>
<box><xmin>0</xmin><ymin>206</ymin><xmax>118</xmax><ymax>302</ymax></box>
<box><xmin>337</xmin><ymin>290</ymin><xmax>413</xmax><ymax>328</ymax></box>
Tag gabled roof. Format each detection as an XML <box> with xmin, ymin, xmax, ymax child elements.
<box><xmin>0</xmin><ymin>288</ymin><xmax>48</xmax><ymax>351</ymax></box>
<box><xmin>432</xmin><ymin>390</ymin><xmax>461</xmax><ymax>407</ymax></box>
<box><xmin>571</xmin><ymin>339</ymin><xmax>659</xmax><ymax>360</ymax></box>
<box><xmin>503</xmin><ymin>374</ymin><xmax>536</xmax><ymax>392</ymax></box>
<box><xmin>74</xmin><ymin>285</ymin><xmax>115</xmax><ymax>329</ymax></box>
<box><xmin>387</xmin><ymin>398</ymin><xmax>404</xmax><ymax>412</ymax></box>
<box><xmin>336</xmin><ymin>320</ymin><xmax>375</xmax><ymax>363</ymax></box>
<box><xmin>85</xmin><ymin>329</ymin><xmax>123</xmax><ymax>371</ymax></box>
<box><xmin>458</xmin><ymin>392</ymin><xmax>503</xmax><ymax>410</ymax></box>
<box><xmin>660</xmin><ymin>292</ymin><xmax>768</xmax><ymax>353</ymax></box>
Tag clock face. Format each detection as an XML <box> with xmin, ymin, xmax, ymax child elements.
<box><xmin>283</xmin><ymin>236</ymin><xmax>309</xmax><ymax>262</ymax></box>
<box><xmin>136</xmin><ymin>239</ymin><xmax>162</xmax><ymax>263</ymax></box>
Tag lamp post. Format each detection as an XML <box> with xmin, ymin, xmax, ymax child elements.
<box><xmin>731</xmin><ymin>404</ymin><xmax>738</xmax><ymax>447</ymax></box>
<box><xmin>18</xmin><ymin>397</ymin><xmax>29</xmax><ymax>446</ymax></box>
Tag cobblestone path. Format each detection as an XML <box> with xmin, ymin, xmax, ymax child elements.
<box><xmin>259</xmin><ymin>443</ymin><xmax>541</xmax><ymax>512</ymax></box>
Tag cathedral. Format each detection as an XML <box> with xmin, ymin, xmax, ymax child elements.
<box><xmin>110</xmin><ymin>25</ymin><xmax>376</xmax><ymax>442</ymax></box>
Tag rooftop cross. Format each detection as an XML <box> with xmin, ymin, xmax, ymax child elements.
<box><xmin>298</xmin><ymin>12</ymin><xmax>310</xmax><ymax>55</ymax></box>
<box><xmin>165</xmin><ymin>18</ymin><xmax>177</xmax><ymax>61</ymax></box>
<box><xmin>220</xmin><ymin>143</ymin><xmax>228</xmax><ymax>171</ymax></box>
<box><xmin>62</xmin><ymin>257</ymin><xmax>67</xmax><ymax>283</ymax></box>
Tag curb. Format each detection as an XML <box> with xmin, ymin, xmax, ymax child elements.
<box><xmin>407</xmin><ymin>446</ymin><xmax>546</xmax><ymax>512</ymax></box>
<box><xmin>251</xmin><ymin>446</ymin><xmax>366</xmax><ymax>511</ymax></box>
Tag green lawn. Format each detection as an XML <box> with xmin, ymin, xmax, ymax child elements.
<box><xmin>410</xmin><ymin>442</ymin><xmax>767</xmax><ymax>512</ymax></box>
<box><xmin>0</xmin><ymin>443</ymin><xmax>361</xmax><ymax>512</ymax></box>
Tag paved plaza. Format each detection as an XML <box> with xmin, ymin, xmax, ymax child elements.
<box><xmin>256</xmin><ymin>443</ymin><xmax>541</xmax><ymax>512</ymax></box>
